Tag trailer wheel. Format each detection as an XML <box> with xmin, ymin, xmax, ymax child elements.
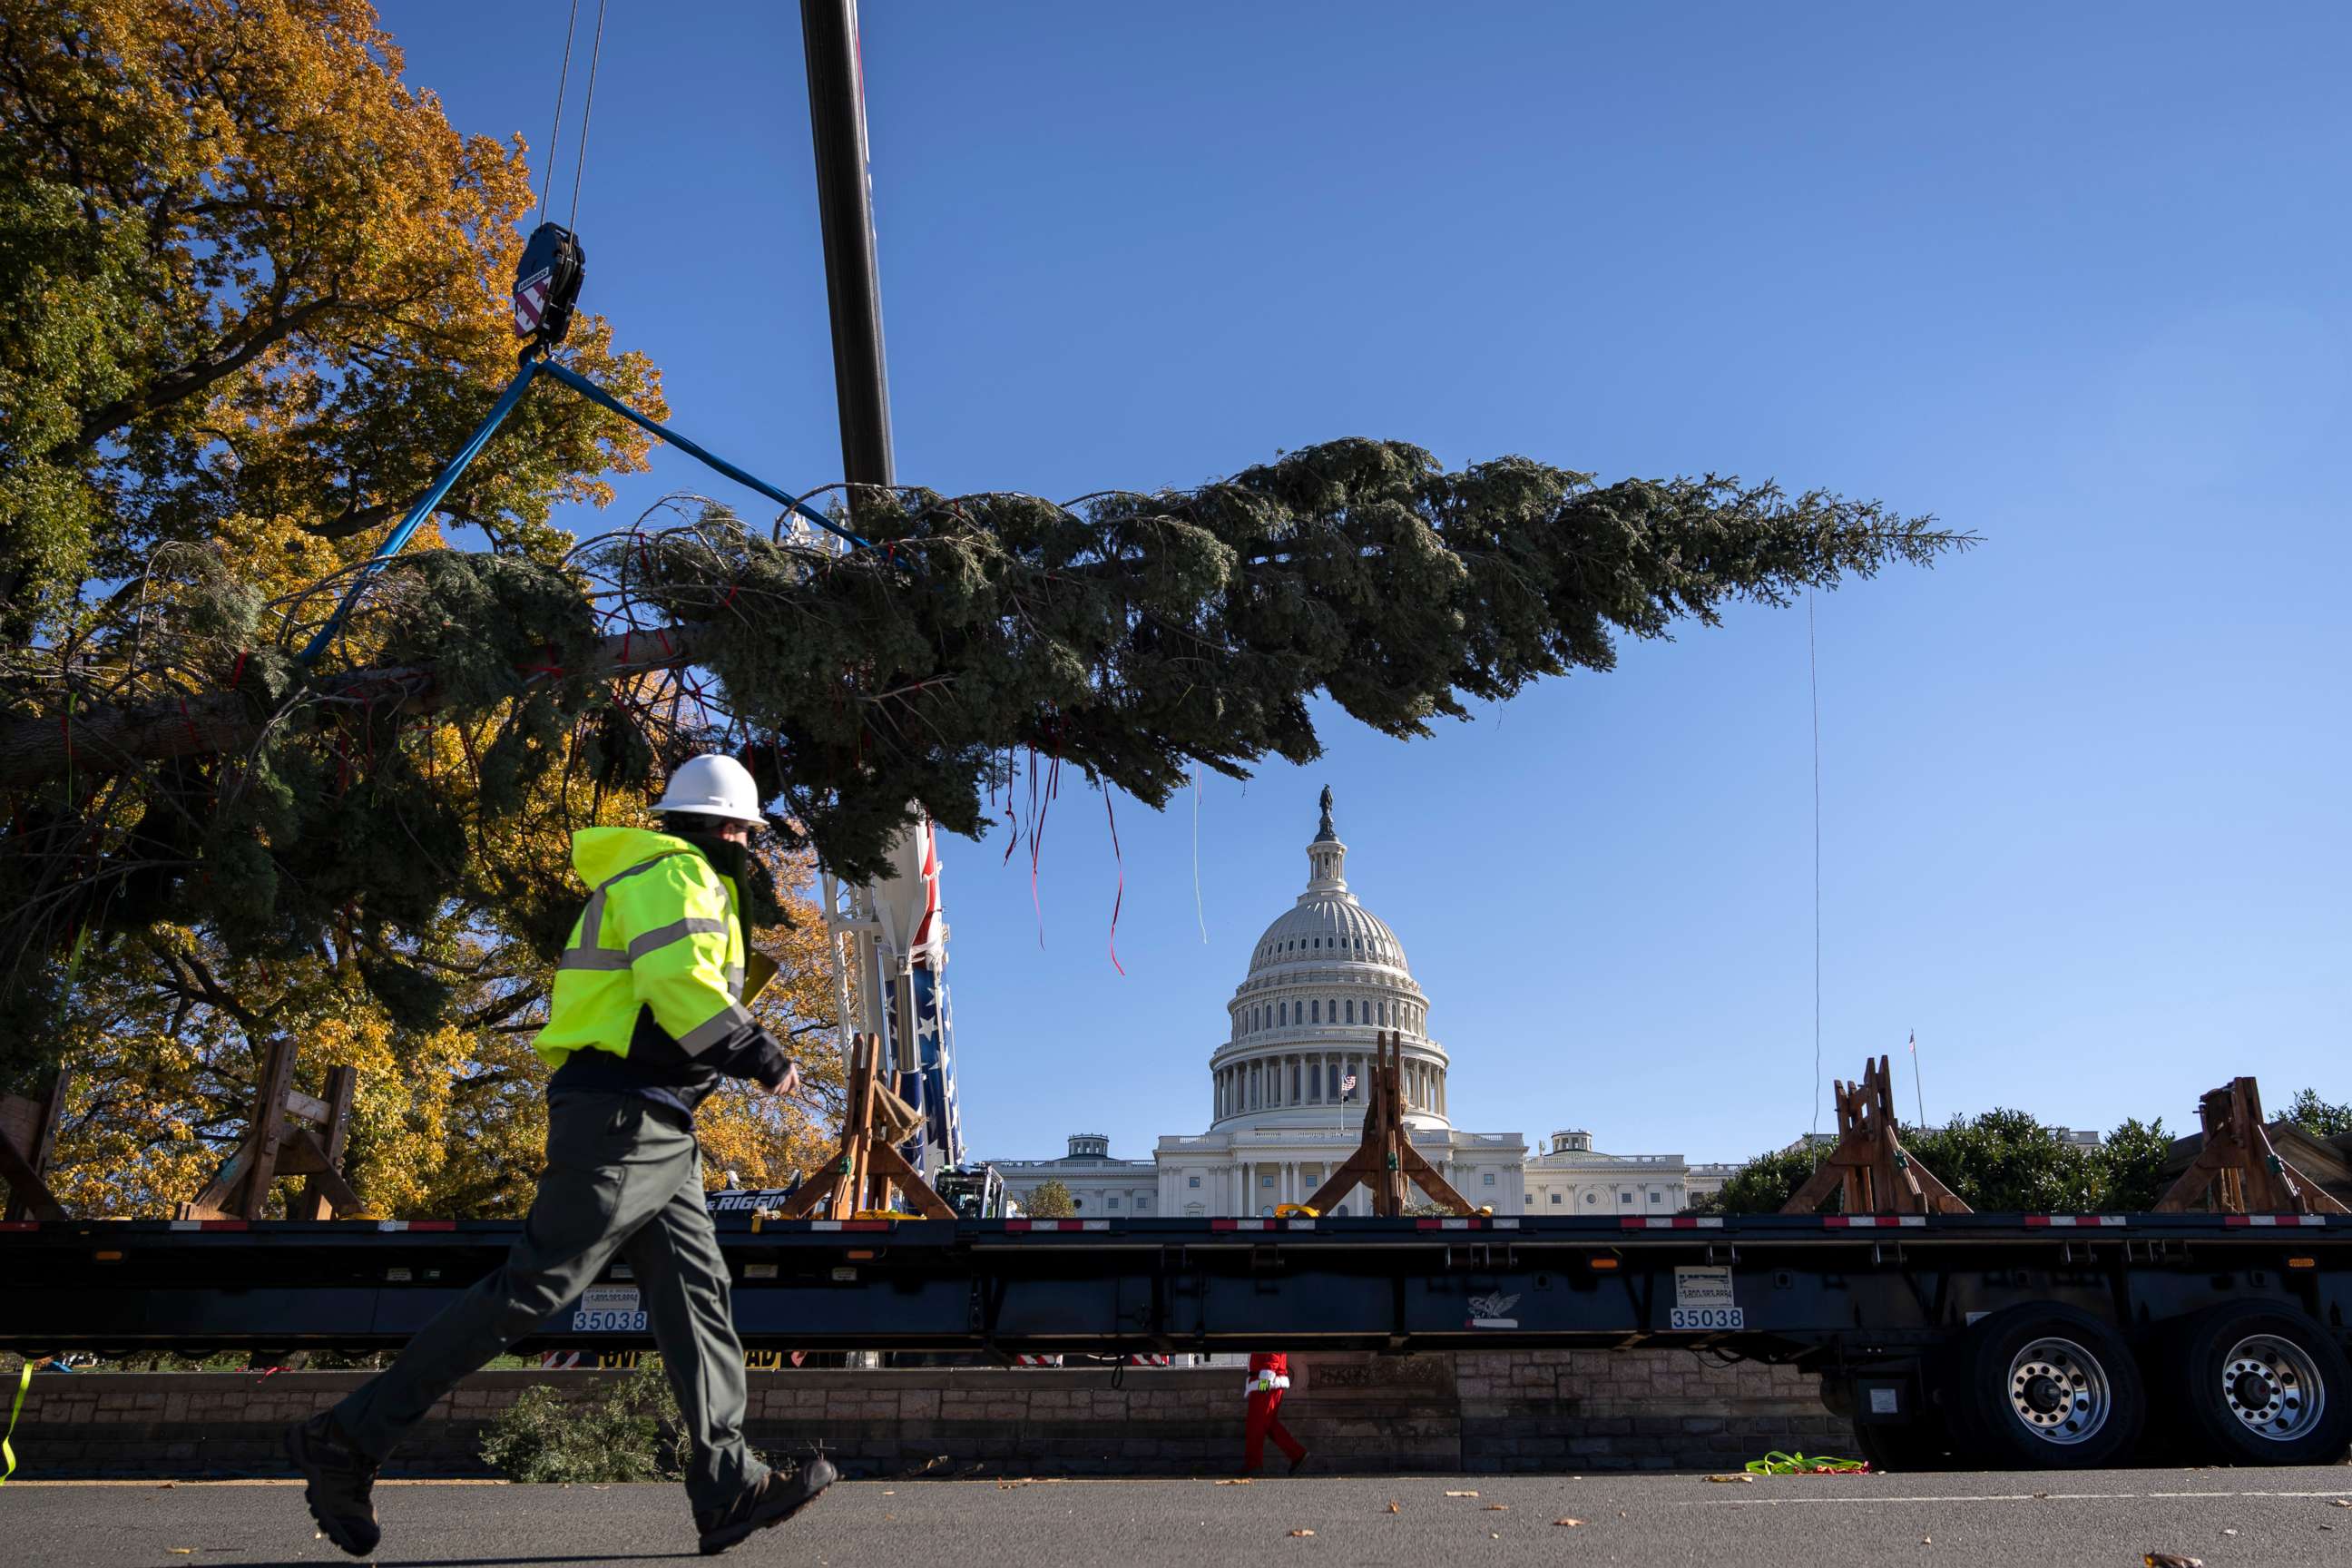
<box><xmin>1949</xmin><ymin>1305</ymin><xmax>2144</xmax><ymax>1468</ymax></box>
<box><xmin>2166</xmin><ymin>1305</ymin><xmax>2351</xmax><ymax>1466</ymax></box>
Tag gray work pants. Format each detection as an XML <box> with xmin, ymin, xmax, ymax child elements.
<box><xmin>333</xmin><ymin>1093</ymin><xmax>764</xmax><ymax>1514</ymax></box>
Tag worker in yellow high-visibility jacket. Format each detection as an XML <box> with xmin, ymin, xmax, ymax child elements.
<box><xmin>286</xmin><ymin>755</ymin><xmax>835</xmax><ymax>1559</ymax></box>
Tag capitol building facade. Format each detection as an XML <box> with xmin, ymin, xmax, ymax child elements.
<box><xmin>990</xmin><ymin>793</ymin><xmax>1733</xmax><ymax>1219</ymax></box>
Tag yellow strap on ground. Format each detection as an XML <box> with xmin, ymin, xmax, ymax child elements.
<box><xmin>0</xmin><ymin>1360</ymin><xmax>30</xmax><ymax>1485</ymax></box>
<box><xmin>1744</xmin><ymin>1449</ymin><xmax>1868</xmax><ymax>1475</ymax></box>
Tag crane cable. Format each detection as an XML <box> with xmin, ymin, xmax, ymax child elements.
<box><xmin>536</xmin><ymin>0</ymin><xmax>582</xmax><ymax>223</ymax></box>
<box><xmin>536</xmin><ymin>0</ymin><xmax>611</xmax><ymax>230</ymax></box>
<box><xmin>567</xmin><ymin>0</ymin><xmax>612</xmax><ymax>231</ymax></box>
<box><xmin>1809</xmin><ymin>591</ymin><xmax>1823</xmax><ymax>1145</ymax></box>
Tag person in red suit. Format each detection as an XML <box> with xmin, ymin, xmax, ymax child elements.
<box><xmin>1242</xmin><ymin>1351</ymin><xmax>1308</xmax><ymax>1475</ymax></box>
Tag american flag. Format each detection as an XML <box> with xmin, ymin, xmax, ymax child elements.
<box><xmin>1341</xmin><ymin>1073</ymin><xmax>1357</xmax><ymax>1100</ymax></box>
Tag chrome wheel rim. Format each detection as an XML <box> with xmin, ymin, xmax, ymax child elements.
<box><xmin>2220</xmin><ymin>1333</ymin><xmax>2326</xmax><ymax>1443</ymax></box>
<box><xmin>2004</xmin><ymin>1336</ymin><xmax>2111</xmax><ymax>1446</ymax></box>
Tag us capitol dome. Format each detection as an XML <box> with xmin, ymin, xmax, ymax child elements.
<box><xmin>986</xmin><ymin>789</ymin><xmax>1544</xmax><ymax>1220</ymax></box>
<box><xmin>1210</xmin><ymin>786</ymin><xmax>1450</xmax><ymax>1133</ymax></box>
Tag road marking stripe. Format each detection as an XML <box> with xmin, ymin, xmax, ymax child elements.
<box><xmin>1682</xmin><ymin>1488</ymin><xmax>2352</xmax><ymax>1505</ymax></box>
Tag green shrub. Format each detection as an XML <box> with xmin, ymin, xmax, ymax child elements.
<box><xmin>1690</xmin><ymin>1108</ymin><xmax>2176</xmax><ymax>1215</ymax></box>
<box><xmin>480</xmin><ymin>1360</ymin><xmax>683</xmax><ymax>1484</ymax></box>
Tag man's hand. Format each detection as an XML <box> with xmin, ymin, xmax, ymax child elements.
<box><xmin>746</xmin><ymin>1024</ymin><xmax>801</xmax><ymax>1102</ymax></box>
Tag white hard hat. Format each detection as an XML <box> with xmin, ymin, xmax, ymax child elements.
<box><xmin>652</xmin><ymin>753</ymin><xmax>766</xmax><ymax>825</ymax></box>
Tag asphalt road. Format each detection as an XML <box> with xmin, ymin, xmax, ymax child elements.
<box><xmin>7</xmin><ymin>1469</ymin><xmax>2352</xmax><ymax>1568</ymax></box>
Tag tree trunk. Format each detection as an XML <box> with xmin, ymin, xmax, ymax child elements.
<box><xmin>1</xmin><ymin>625</ymin><xmax>707</xmax><ymax>791</ymax></box>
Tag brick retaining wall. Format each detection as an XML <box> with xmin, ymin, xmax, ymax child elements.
<box><xmin>5</xmin><ymin>1352</ymin><xmax>1849</xmax><ymax>1479</ymax></box>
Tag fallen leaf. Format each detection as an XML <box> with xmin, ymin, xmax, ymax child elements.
<box><xmin>1704</xmin><ymin>1474</ymin><xmax>1755</xmax><ymax>1484</ymax></box>
<box><xmin>1385</xmin><ymin>1500</ymin><xmax>1400</xmax><ymax>1514</ymax></box>
<box><xmin>2334</xmin><ymin>1499</ymin><xmax>2352</xmax><ymax>1509</ymax></box>
<box><xmin>1445</xmin><ymin>1489</ymin><xmax>1479</xmax><ymax>1497</ymax></box>
<box><xmin>1553</xmin><ymin>1517</ymin><xmax>1584</xmax><ymax>1528</ymax></box>
<box><xmin>2145</xmin><ymin>1554</ymin><xmax>2205</xmax><ymax>1567</ymax></box>
<box><xmin>156</xmin><ymin>1482</ymin><xmax>176</xmax><ymax>1490</ymax></box>
<box><xmin>1922</xmin><ymin>1537</ymin><xmax>1932</xmax><ymax>1545</ymax></box>
<box><xmin>1289</xmin><ymin>1528</ymin><xmax>1316</xmax><ymax>1538</ymax></box>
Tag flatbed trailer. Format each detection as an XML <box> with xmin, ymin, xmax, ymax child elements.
<box><xmin>5</xmin><ymin>1210</ymin><xmax>2348</xmax><ymax>1471</ymax></box>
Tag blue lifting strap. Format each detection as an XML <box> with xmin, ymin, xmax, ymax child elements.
<box><xmin>299</xmin><ymin>357</ymin><xmax>545</xmax><ymax>664</ymax></box>
<box><xmin>537</xmin><ymin>362</ymin><xmax>867</xmax><ymax>551</ymax></box>
<box><xmin>300</xmin><ymin>363</ymin><xmax>872</xmax><ymax>666</ymax></box>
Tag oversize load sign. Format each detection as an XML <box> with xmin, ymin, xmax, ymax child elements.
<box><xmin>1669</xmin><ymin>1265</ymin><xmax>1743</xmax><ymax>1330</ymax></box>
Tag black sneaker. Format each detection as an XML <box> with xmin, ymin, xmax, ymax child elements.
<box><xmin>285</xmin><ymin>1413</ymin><xmax>381</xmax><ymax>1558</ymax></box>
<box><xmin>695</xmin><ymin>1455</ymin><xmax>838</xmax><ymax>1556</ymax></box>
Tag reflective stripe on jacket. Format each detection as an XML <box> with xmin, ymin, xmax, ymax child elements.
<box><xmin>533</xmin><ymin>826</ymin><xmax>751</xmax><ymax>1071</ymax></box>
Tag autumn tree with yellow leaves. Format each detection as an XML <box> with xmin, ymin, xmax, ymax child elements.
<box><xmin>0</xmin><ymin>0</ymin><xmax>847</xmax><ymax>1214</ymax></box>
<box><xmin>0</xmin><ymin>0</ymin><xmax>661</xmax><ymax>622</ymax></box>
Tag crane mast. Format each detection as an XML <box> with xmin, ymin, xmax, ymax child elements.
<box><xmin>800</xmin><ymin>0</ymin><xmax>961</xmax><ymax>1179</ymax></box>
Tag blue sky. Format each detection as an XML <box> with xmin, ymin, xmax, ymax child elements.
<box><xmin>384</xmin><ymin>3</ymin><xmax>2348</xmax><ymax>1166</ymax></box>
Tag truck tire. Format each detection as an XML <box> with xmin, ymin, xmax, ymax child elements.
<box><xmin>1947</xmin><ymin>1304</ymin><xmax>2145</xmax><ymax>1469</ymax></box>
<box><xmin>2161</xmin><ymin>1304</ymin><xmax>2352</xmax><ymax>1467</ymax></box>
